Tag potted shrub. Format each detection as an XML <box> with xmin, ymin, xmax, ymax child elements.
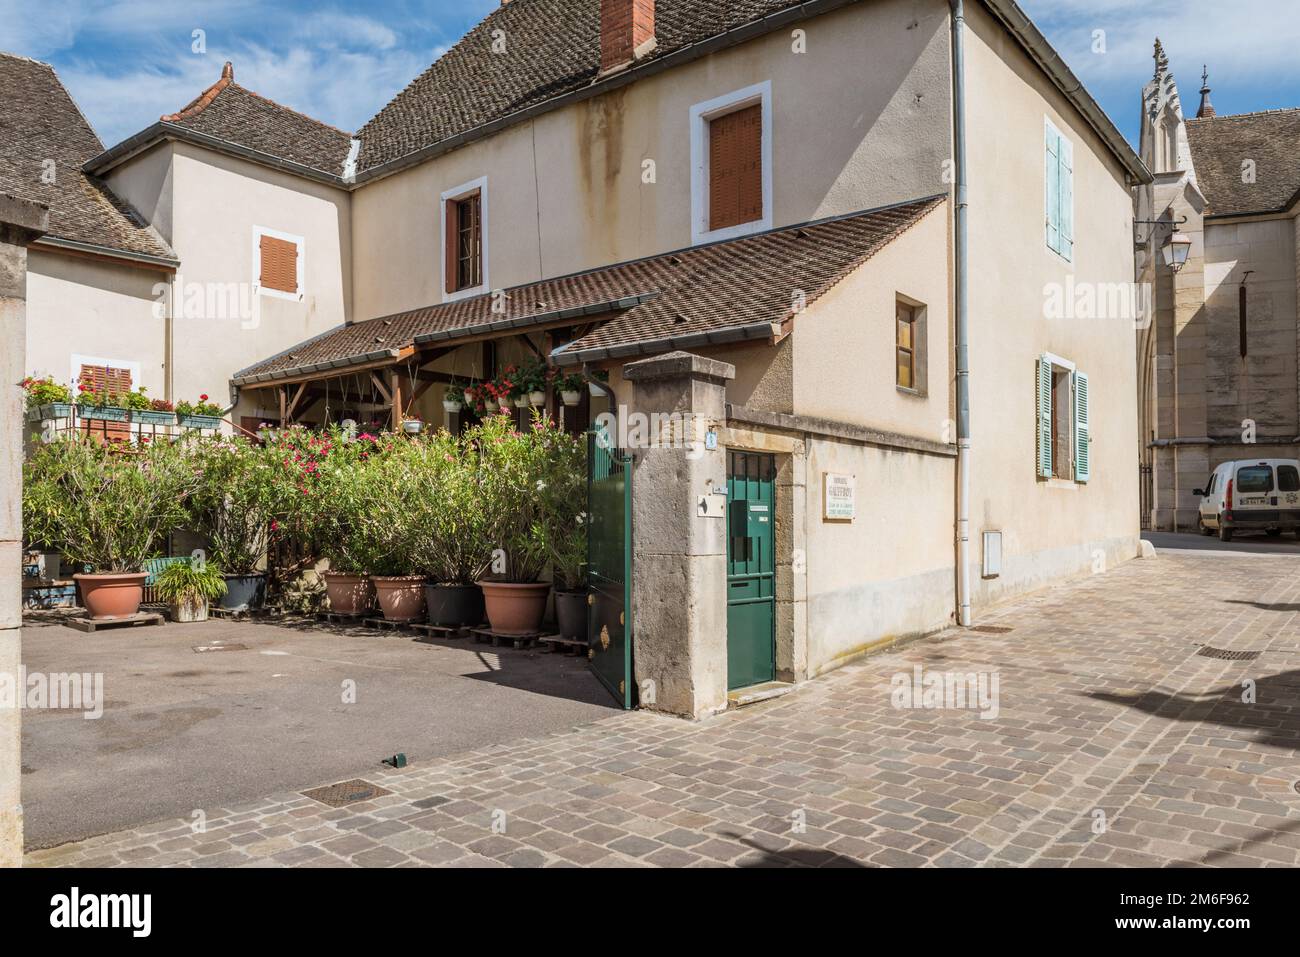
<box><xmin>407</xmin><ymin>432</ymin><xmax>490</xmax><ymax>627</ymax></box>
<box><xmin>442</xmin><ymin>381</ymin><xmax>464</xmax><ymax>414</ymax></box>
<box><xmin>554</xmin><ymin>371</ymin><xmax>584</xmax><ymax>408</ymax></box>
<box><xmin>176</xmin><ymin>394</ymin><xmax>224</xmax><ymax>430</ymax></box>
<box><xmin>351</xmin><ymin>444</ymin><xmax>426</xmax><ymax>621</ymax></box>
<box><xmin>23</xmin><ymin>436</ymin><xmax>201</xmax><ymax>619</ymax></box>
<box><xmin>187</xmin><ymin>437</ymin><xmax>274</xmax><ymax>612</ymax></box>
<box><xmin>545</xmin><ymin>458</ymin><xmax>589</xmax><ymax>641</ymax></box>
<box><xmin>473</xmin><ymin>414</ymin><xmax>582</xmax><ymax>635</ymax></box>
<box><xmin>155</xmin><ymin>559</ymin><xmax>227</xmax><ymax>623</ymax></box>
<box><xmin>22</xmin><ymin>377</ymin><xmax>73</xmax><ymax>422</ymax></box>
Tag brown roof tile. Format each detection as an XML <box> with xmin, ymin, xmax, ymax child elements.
<box><xmin>1186</xmin><ymin>109</ymin><xmax>1300</xmax><ymax>217</ymax></box>
<box><xmin>356</xmin><ymin>0</ymin><xmax>816</xmax><ymax>174</ymax></box>
<box><xmin>162</xmin><ymin>62</ymin><xmax>355</xmax><ymax>177</ymax></box>
<box><xmin>233</xmin><ymin>195</ymin><xmax>944</xmax><ymax>383</ymax></box>
<box><xmin>0</xmin><ymin>52</ymin><xmax>175</xmax><ymax>262</ymax></box>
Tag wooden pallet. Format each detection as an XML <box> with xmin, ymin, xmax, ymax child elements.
<box><xmin>64</xmin><ymin>611</ymin><xmax>164</xmax><ymax>633</ymax></box>
<box><xmin>316</xmin><ymin>610</ymin><xmax>372</xmax><ymax>625</ymax></box>
<box><xmin>362</xmin><ymin>617</ymin><xmax>422</xmax><ymax>632</ymax></box>
<box><xmin>408</xmin><ymin>622</ymin><xmax>475</xmax><ymax>641</ymax></box>
<box><xmin>468</xmin><ymin>627</ymin><xmax>562</xmax><ymax>650</ymax></box>
<box><xmin>539</xmin><ymin>634</ymin><xmax>589</xmax><ymax>656</ymax></box>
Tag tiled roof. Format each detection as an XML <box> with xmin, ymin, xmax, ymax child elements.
<box><xmin>0</xmin><ymin>52</ymin><xmax>175</xmax><ymax>263</ymax></box>
<box><xmin>355</xmin><ymin>0</ymin><xmax>817</xmax><ymax>174</ymax></box>
<box><xmin>233</xmin><ymin>195</ymin><xmax>944</xmax><ymax>383</ymax></box>
<box><xmin>162</xmin><ymin>63</ymin><xmax>355</xmax><ymax>177</ymax></box>
<box><xmin>1187</xmin><ymin>109</ymin><xmax>1300</xmax><ymax>217</ymax></box>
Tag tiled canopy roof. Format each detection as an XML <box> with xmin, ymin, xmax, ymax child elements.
<box><xmin>1187</xmin><ymin>109</ymin><xmax>1300</xmax><ymax>217</ymax></box>
<box><xmin>355</xmin><ymin>0</ymin><xmax>818</xmax><ymax>174</ymax></box>
<box><xmin>0</xmin><ymin>53</ymin><xmax>175</xmax><ymax>263</ymax></box>
<box><xmin>161</xmin><ymin>63</ymin><xmax>355</xmax><ymax>177</ymax></box>
<box><xmin>232</xmin><ymin>196</ymin><xmax>943</xmax><ymax>385</ymax></box>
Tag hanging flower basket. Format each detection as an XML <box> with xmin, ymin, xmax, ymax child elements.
<box><xmin>513</xmin><ymin>395</ymin><xmax>529</xmax><ymax>409</ymax></box>
<box><xmin>484</xmin><ymin>398</ymin><xmax>499</xmax><ymax>413</ymax></box>
<box><xmin>560</xmin><ymin>391</ymin><xmax>581</xmax><ymax>407</ymax></box>
<box><xmin>442</xmin><ymin>399</ymin><xmax>462</xmax><ymax>414</ymax></box>
<box><xmin>528</xmin><ymin>390</ymin><xmax>546</xmax><ymax>407</ymax></box>
<box><xmin>402</xmin><ymin>419</ymin><xmax>423</xmax><ymax>434</ymax></box>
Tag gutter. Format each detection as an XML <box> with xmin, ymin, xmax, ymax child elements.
<box><xmin>550</xmin><ymin>321</ymin><xmax>782</xmax><ymax>367</ymax></box>
<box><xmin>86</xmin><ymin>122</ymin><xmax>349</xmax><ymax>190</ymax></box>
<box><xmin>33</xmin><ymin>234</ymin><xmax>178</xmax><ymax>271</ymax></box>
<box><xmin>951</xmin><ymin>0</ymin><xmax>973</xmax><ymax>628</ymax></box>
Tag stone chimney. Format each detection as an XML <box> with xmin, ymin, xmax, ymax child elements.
<box><xmin>600</xmin><ymin>0</ymin><xmax>656</xmax><ymax>76</ymax></box>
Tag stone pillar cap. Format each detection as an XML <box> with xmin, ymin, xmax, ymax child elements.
<box><xmin>622</xmin><ymin>350</ymin><xmax>735</xmax><ymax>384</ymax></box>
<box><xmin>0</xmin><ymin>193</ymin><xmax>49</xmax><ymax>239</ymax></box>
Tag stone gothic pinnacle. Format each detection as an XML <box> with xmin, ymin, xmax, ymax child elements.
<box><xmin>1197</xmin><ymin>65</ymin><xmax>1216</xmax><ymax>118</ymax></box>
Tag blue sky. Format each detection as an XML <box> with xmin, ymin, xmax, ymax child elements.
<box><xmin>2</xmin><ymin>0</ymin><xmax>1297</xmax><ymax>149</ymax></box>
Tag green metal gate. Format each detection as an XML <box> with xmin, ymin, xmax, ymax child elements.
<box><xmin>726</xmin><ymin>450</ymin><xmax>776</xmax><ymax>690</ymax></box>
<box><xmin>587</xmin><ymin>429</ymin><xmax>634</xmax><ymax>708</ymax></box>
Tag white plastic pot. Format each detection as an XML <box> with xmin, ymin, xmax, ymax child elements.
<box><xmin>560</xmin><ymin>390</ymin><xmax>581</xmax><ymax>407</ymax></box>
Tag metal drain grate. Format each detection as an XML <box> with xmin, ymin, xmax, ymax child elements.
<box><xmin>1196</xmin><ymin>646</ymin><xmax>1260</xmax><ymax>661</ymax></box>
<box><xmin>301</xmin><ymin>779</ymin><xmax>392</xmax><ymax>808</ymax></box>
<box><xmin>971</xmin><ymin>625</ymin><xmax>1013</xmax><ymax>634</ymax></box>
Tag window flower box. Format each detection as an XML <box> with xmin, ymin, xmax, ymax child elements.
<box><xmin>179</xmin><ymin>414</ymin><xmax>223</xmax><ymax>430</ymax></box>
<box><xmin>132</xmin><ymin>409</ymin><xmax>178</xmax><ymax>426</ymax></box>
<box><xmin>26</xmin><ymin>402</ymin><xmax>74</xmax><ymax>422</ymax></box>
<box><xmin>80</xmin><ymin>405</ymin><xmax>130</xmax><ymax>423</ymax></box>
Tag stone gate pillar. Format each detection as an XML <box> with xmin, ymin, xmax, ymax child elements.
<box><xmin>623</xmin><ymin>352</ymin><xmax>734</xmax><ymax>720</ymax></box>
<box><xmin>0</xmin><ymin>195</ymin><xmax>48</xmax><ymax>867</ymax></box>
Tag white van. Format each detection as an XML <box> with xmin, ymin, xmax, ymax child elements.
<box><xmin>1194</xmin><ymin>458</ymin><xmax>1300</xmax><ymax>541</ymax></box>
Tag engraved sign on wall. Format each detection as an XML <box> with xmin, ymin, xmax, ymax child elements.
<box><xmin>823</xmin><ymin>472</ymin><xmax>855</xmax><ymax>521</ymax></box>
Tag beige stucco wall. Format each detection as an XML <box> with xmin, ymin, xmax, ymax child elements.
<box><xmin>961</xmin><ymin>2</ymin><xmax>1142</xmax><ymax>606</ymax></box>
<box><xmin>167</xmin><ymin>143</ymin><xmax>352</xmax><ymax>410</ymax></box>
<box><xmin>792</xmin><ymin>202</ymin><xmax>951</xmax><ymax>440</ymax></box>
<box><xmin>350</xmin><ymin>0</ymin><xmax>953</xmax><ymax>322</ymax></box>
<box><xmin>105</xmin><ymin>141</ymin><xmax>176</xmax><ymax>246</ymax></box>
<box><xmin>25</xmin><ymin>248</ymin><xmax>167</xmax><ymax>397</ymax></box>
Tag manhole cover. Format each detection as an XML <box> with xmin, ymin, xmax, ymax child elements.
<box><xmin>971</xmin><ymin>625</ymin><xmax>1013</xmax><ymax>634</ymax></box>
<box><xmin>192</xmin><ymin>644</ymin><xmax>249</xmax><ymax>653</ymax></box>
<box><xmin>1196</xmin><ymin>646</ymin><xmax>1260</xmax><ymax>661</ymax></box>
<box><xmin>302</xmin><ymin>779</ymin><xmax>392</xmax><ymax>808</ymax></box>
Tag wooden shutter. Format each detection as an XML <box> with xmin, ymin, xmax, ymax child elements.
<box><xmin>1036</xmin><ymin>356</ymin><xmax>1053</xmax><ymax>479</ymax></box>
<box><xmin>444</xmin><ymin>198</ymin><xmax>459</xmax><ymax>294</ymax></box>
<box><xmin>709</xmin><ymin>104</ymin><xmax>763</xmax><ymax>232</ymax></box>
<box><xmin>79</xmin><ymin>363</ymin><xmax>132</xmax><ymax>444</ymax></box>
<box><xmin>1045</xmin><ymin>126</ymin><xmax>1061</xmax><ymax>255</ymax></box>
<box><xmin>259</xmin><ymin>235</ymin><xmax>298</xmax><ymax>294</ymax></box>
<box><xmin>1058</xmin><ymin>134</ymin><xmax>1074</xmax><ymax>260</ymax></box>
<box><xmin>1073</xmin><ymin>370</ymin><xmax>1090</xmax><ymax>483</ymax></box>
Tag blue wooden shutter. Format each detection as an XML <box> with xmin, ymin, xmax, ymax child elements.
<box><xmin>1074</xmin><ymin>370</ymin><xmax>1090</xmax><ymax>483</ymax></box>
<box><xmin>1036</xmin><ymin>356</ymin><xmax>1053</xmax><ymax>478</ymax></box>
<box><xmin>1045</xmin><ymin>124</ymin><xmax>1061</xmax><ymax>255</ymax></box>
<box><xmin>1058</xmin><ymin>134</ymin><xmax>1074</xmax><ymax>261</ymax></box>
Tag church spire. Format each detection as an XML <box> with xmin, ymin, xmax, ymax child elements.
<box><xmin>1196</xmin><ymin>65</ymin><xmax>1216</xmax><ymax>118</ymax></box>
<box><xmin>1154</xmin><ymin>37</ymin><xmax>1169</xmax><ymax>80</ymax></box>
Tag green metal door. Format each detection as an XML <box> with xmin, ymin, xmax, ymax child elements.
<box><xmin>587</xmin><ymin>429</ymin><xmax>634</xmax><ymax>708</ymax></box>
<box><xmin>726</xmin><ymin>450</ymin><xmax>775</xmax><ymax>690</ymax></box>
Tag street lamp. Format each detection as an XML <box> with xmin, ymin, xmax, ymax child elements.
<box><xmin>1162</xmin><ymin>230</ymin><xmax>1192</xmax><ymax>272</ymax></box>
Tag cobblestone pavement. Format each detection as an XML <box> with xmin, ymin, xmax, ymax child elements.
<box><xmin>27</xmin><ymin>546</ymin><xmax>1300</xmax><ymax>867</ymax></box>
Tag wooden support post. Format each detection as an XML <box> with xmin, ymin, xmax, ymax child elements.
<box><xmin>390</xmin><ymin>369</ymin><xmax>404</xmax><ymax>431</ymax></box>
<box><xmin>285</xmin><ymin>381</ymin><xmax>307</xmax><ymax>423</ymax></box>
<box><xmin>278</xmin><ymin>387</ymin><xmax>287</xmax><ymax>425</ymax></box>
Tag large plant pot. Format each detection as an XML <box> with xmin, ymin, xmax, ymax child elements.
<box><xmin>219</xmin><ymin>573</ymin><xmax>266</xmax><ymax>612</ymax></box>
<box><xmin>554</xmin><ymin>589</ymin><xmax>587</xmax><ymax>641</ymax></box>
<box><xmin>424</xmin><ymin>583</ymin><xmax>485</xmax><ymax>628</ymax></box>
<box><xmin>479</xmin><ymin>581</ymin><xmax>550</xmax><ymax>636</ymax></box>
<box><xmin>75</xmin><ymin>572</ymin><xmax>147</xmax><ymax>620</ymax></box>
<box><xmin>322</xmin><ymin>571</ymin><xmax>373</xmax><ymax>616</ymax></box>
<box><xmin>373</xmin><ymin>576</ymin><xmax>427</xmax><ymax>622</ymax></box>
<box><xmin>170</xmin><ymin>596</ymin><xmax>209</xmax><ymax>623</ymax></box>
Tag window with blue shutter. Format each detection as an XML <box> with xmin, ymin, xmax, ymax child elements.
<box><xmin>1036</xmin><ymin>356</ymin><xmax>1053</xmax><ymax>478</ymax></box>
<box><xmin>1045</xmin><ymin>119</ymin><xmax>1073</xmax><ymax>261</ymax></box>
<box><xmin>1073</xmin><ymin>370</ymin><xmax>1090</xmax><ymax>482</ymax></box>
<box><xmin>1036</xmin><ymin>356</ymin><xmax>1092</xmax><ymax>483</ymax></box>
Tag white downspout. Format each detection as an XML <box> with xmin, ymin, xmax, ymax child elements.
<box><xmin>950</xmin><ymin>0</ymin><xmax>973</xmax><ymax>627</ymax></box>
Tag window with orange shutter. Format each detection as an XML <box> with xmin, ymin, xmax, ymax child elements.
<box><xmin>259</xmin><ymin>235</ymin><xmax>299</xmax><ymax>295</ymax></box>
<box><xmin>708</xmin><ymin>104</ymin><xmax>763</xmax><ymax>232</ymax></box>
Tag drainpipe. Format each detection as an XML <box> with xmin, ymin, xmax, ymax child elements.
<box><xmin>950</xmin><ymin>0</ymin><xmax>972</xmax><ymax>627</ymax></box>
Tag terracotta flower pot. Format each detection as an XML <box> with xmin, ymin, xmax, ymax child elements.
<box><xmin>75</xmin><ymin>572</ymin><xmax>147</xmax><ymax>620</ymax></box>
<box><xmin>322</xmin><ymin>571</ymin><xmax>373</xmax><ymax>616</ymax></box>
<box><xmin>373</xmin><ymin>575</ymin><xmax>427</xmax><ymax>622</ymax></box>
<box><xmin>479</xmin><ymin>581</ymin><xmax>550</xmax><ymax>635</ymax></box>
